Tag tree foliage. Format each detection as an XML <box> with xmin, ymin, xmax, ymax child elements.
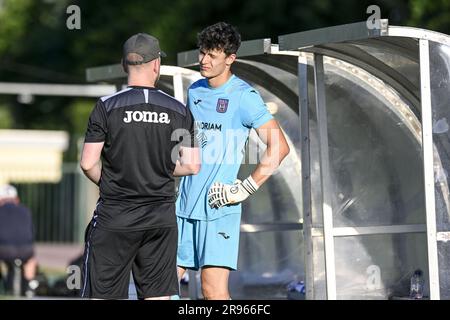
<box><xmin>409</xmin><ymin>0</ymin><xmax>450</xmax><ymax>32</ymax></box>
<box><xmin>0</xmin><ymin>0</ymin><xmax>448</xmax><ymax>160</ymax></box>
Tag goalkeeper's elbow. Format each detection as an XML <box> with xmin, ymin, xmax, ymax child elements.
<box><xmin>280</xmin><ymin>142</ymin><xmax>290</xmax><ymax>162</ymax></box>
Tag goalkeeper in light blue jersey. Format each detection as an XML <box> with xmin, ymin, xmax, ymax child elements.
<box><xmin>176</xmin><ymin>22</ymin><xmax>290</xmax><ymax>300</ymax></box>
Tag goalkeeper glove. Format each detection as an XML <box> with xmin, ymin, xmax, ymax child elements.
<box><xmin>207</xmin><ymin>176</ymin><xmax>259</xmax><ymax>209</ymax></box>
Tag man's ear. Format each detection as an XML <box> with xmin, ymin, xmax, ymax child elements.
<box><xmin>153</xmin><ymin>58</ymin><xmax>160</xmax><ymax>73</ymax></box>
<box><xmin>121</xmin><ymin>59</ymin><xmax>128</xmax><ymax>74</ymax></box>
<box><xmin>225</xmin><ymin>53</ymin><xmax>237</xmax><ymax>66</ymax></box>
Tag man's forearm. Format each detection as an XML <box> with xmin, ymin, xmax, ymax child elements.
<box><xmin>82</xmin><ymin>163</ymin><xmax>102</xmax><ymax>185</ymax></box>
<box><xmin>173</xmin><ymin>160</ymin><xmax>198</xmax><ymax>177</ymax></box>
<box><xmin>207</xmin><ymin>145</ymin><xmax>288</xmax><ymax>209</ymax></box>
<box><xmin>251</xmin><ymin>144</ymin><xmax>289</xmax><ymax>186</ymax></box>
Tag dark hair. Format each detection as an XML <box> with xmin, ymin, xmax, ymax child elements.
<box><xmin>197</xmin><ymin>22</ymin><xmax>241</xmax><ymax>55</ymax></box>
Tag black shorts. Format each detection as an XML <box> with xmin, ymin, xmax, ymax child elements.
<box><xmin>81</xmin><ymin>223</ymin><xmax>179</xmax><ymax>299</ymax></box>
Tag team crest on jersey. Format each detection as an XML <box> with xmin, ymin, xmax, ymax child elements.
<box><xmin>216</xmin><ymin>98</ymin><xmax>229</xmax><ymax>113</ymax></box>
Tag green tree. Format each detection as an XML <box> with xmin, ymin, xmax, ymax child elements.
<box><xmin>409</xmin><ymin>0</ymin><xmax>450</xmax><ymax>33</ymax></box>
<box><xmin>0</xmin><ymin>0</ymin><xmax>447</xmax><ymax>161</ymax></box>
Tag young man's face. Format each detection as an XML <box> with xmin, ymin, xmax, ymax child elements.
<box><xmin>198</xmin><ymin>48</ymin><xmax>236</xmax><ymax>79</ymax></box>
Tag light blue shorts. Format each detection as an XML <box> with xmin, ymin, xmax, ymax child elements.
<box><xmin>177</xmin><ymin>214</ymin><xmax>241</xmax><ymax>271</ymax></box>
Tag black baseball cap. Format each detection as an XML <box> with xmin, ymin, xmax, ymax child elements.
<box><xmin>123</xmin><ymin>33</ymin><xmax>166</xmax><ymax>65</ymax></box>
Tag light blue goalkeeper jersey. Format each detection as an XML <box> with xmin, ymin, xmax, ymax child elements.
<box><xmin>176</xmin><ymin>75</ymin><xmax>273</xmax><ymax>221</ymax></box>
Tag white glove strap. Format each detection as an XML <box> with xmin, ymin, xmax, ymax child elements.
<box><xmin>241</xmin><ymin>175</ymin><xmax>259</xmax><ymax>195</ymax></box>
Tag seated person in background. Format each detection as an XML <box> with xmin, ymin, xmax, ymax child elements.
<box><xmin>0</xmin><ymin>184</ymin><xmax>38</xmax><ymax>296</ymax></box>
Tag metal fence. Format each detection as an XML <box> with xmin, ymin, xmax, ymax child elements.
<box><xmin>14</xmin><ymin>164</ymin><xmax>89</xmax><ymax>243</ymax></box>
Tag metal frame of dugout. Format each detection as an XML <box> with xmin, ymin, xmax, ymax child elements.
<box><xmin>275</xmin><ymin>19</ymin><xmax>450</xmax><ymax>300</ymax></box>
<box><xmin>86</xmin><ymin>19</ymin><xmax>450</xmax><ymax>300</ymax></box>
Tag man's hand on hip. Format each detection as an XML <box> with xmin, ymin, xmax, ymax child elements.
<box><xmin>207</xmin><ymin>176</ymin><xmax>259</xmax><ymax>208</ymax></box>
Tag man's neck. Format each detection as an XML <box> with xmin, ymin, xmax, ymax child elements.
<box><xmin>208</xmin><ymin>71</ymin><xmax>233</xmax><ymax>88</ymax></box>
<box><xmin>128</xmin><ymin>75</ymin><xmax>155</xmax><ymax>88</ymax></box>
